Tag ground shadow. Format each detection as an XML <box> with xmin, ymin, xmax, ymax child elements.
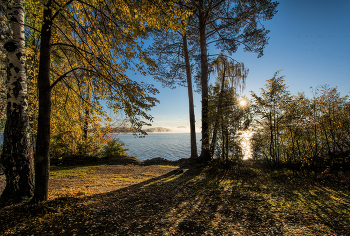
<box><xmin>1</xmin><ymin>161</ymin><xmax>349</xmax><ymax>235</ymax></box>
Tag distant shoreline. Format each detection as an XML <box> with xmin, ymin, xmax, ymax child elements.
<box><xmin>113</xmin><ymin>132</ymin><xmax>201</xmax><ymax>134</ymax></box>
<box><xmin>98</xmin><ymin>127</ymin><xmax>199</xmax><ymax>134</ymax></box>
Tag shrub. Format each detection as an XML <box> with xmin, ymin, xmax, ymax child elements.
<box><xmin>101</xmin><ymin>138</ymin><xmax>128</xmax><ymax>159</ymax></box>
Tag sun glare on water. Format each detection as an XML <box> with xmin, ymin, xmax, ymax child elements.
<box><xmin>240</xmin><ymin>130</ymin><xmax>253</xmax><ymax>160</ymax></box>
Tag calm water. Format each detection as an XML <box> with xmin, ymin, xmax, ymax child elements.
<box><xmin>115</xmin><ymin>131</ymin><xmax>252</xmax><ymax>161</ymax></box>
<box><xmin>0</xmin><ymin>131</ymin><xmax>252</xmax><ymax>161</ymax></box>
<box><xmin>0</xmin><ymin>132</ymin><xmax>201</xmax><ymax>161</ymax></box>
<box><xmin>115</xmin><ymin>133</ymin><xmax>202</xmax><ymax>161</ymax></box>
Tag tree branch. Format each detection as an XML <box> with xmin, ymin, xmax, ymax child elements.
<box><xmin>50</xmin><ymin>67</ymin><xmax>92</xmax><ymax>89</ymax></box>
<box><xmin>52</xmin><ymin>0</ymin><xmax>74</xmax><ymax>20</ymax></box>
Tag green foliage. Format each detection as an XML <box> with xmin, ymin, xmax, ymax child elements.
<box><xmin>149</xmin><ymin>0</ymin><xmax>278</xmax><ymax>161</ymax></box>
<box><xmin>50</xmin><ymin>132</ymin><xmax>129</xmax><ymax>165</ymax></box>
<box><xmin>207</xmin><ymin>55</ymin><xmax>250</xmax><ymax>160</ymax></box>
<box><xmin>250</xmin><ymin>71</ymin><xmax>291</xmax><ymax>166</ymax></box>
<box><xmin>250</xmin><ymin>72</ymin><xmax>350</xmax><ymax>175</ymax></box>
<box><xmin>101</xmin><ymin>138</ymin><xmax>128</xmax><ymax>159</ymax></box>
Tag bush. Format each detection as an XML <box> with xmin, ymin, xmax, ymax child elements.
<box><xmin>101</xmin><ymin>138</ymin><xmax>128</xmax><ymax>159</ymax></box>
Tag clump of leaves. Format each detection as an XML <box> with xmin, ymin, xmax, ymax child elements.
<box><xmin>100</xmin><ymin>137</ymin><xmax>128</xmax><ymax>159</ymax></box>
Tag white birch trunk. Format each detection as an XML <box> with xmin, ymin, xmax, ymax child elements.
<box><xmin>1</xmin><ymin>0</ymin><xmax>34</xmax><ymax>206</ymax></box>
<box><xmin>5</xmin><ymin>0</ymin><xmax>27</xmax><ymax>110</ymax></box>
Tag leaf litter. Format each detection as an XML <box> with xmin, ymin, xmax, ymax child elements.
<box><xmin>0</xmin><ymin>160</ymin><xmax>349</xmax><ymax>235</ymax></box>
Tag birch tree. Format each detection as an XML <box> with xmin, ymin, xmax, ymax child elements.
<box><xmin>193</xmin><ymin>0</ymin><xmax>278</xmax><ymax>161</ymax></box>
<box><xmin>152</xmin><ymin>0</ymin><xmax>278</xmax><ymax>161</ymax></box>
<box><xmin>0</xmin><ymin>0</ymin><xmax>34</xmax><ymax>206</ymax></box>
<box><xmin>208</xmin><ymin>54</ymin><xmax>248</xmax><ymax>160</ymax></box>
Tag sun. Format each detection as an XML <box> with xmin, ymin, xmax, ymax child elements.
<box><xmin>239</xmin><ymin>99</ymin><xmax>247</xmax><ymax>107</ymax></box>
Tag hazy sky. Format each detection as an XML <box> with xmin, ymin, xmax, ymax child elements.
<box><xmin>119</xmin><ymin>0</ymin><xmax>350</xmax><ymax>132</ymax></box>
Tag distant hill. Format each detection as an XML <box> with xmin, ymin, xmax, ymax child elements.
<box><xmin>97</xmin><ymin>127</ymin><xmax>132</xmax><ymax>133</ymax></box>
<box><xmin>96</xmin><ymin>126</ymin><xmax>172</xmax><ymax>133</ymax></box>
<box><xmin>143</xmin><ymin>127</ymin><xmax>172</xmax><ymax>133</ymax></box>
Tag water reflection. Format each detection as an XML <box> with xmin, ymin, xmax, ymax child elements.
<box><xmin>238</xmin><ymin>130</ymin><xmax>253</xmax><ymax>160</ymax></box>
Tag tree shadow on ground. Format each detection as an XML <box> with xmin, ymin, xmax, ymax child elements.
<box><xmin>1</xmin><ymin>161</ymin><xmax>349</xmax><ymax>235</ymax></box>
<box><xmin>237</xmin><ymin>162</ymin><xmax>350</xmax><ymax>235</ymax></box>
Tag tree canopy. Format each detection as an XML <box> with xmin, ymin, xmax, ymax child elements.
<box><xmin>1</xmin><ymin>0</ymin><xmax>191</xmax><ymax>204</ymax></box>
<box><xmin>149</xmin><ymin>0</ymin><xmax>278</xmax><ymax>160</ymax></box>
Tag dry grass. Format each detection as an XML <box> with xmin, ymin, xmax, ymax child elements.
<box><xmin>0</xmin><ymin>160</ymin><xmax>350</xmax><ymax>235</ymax></box>
<box><xmin>48</xmin><ymin>164</ymin><xmax>179</xmax><ymax>200</ymax></box>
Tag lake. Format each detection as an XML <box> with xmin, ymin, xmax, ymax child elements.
<box><xmin>0</xmin><ymin>131</ymin><xmax>252</xmax><ymax>161</ymax></box>
<box><xmin>0</xmin><ymin>132</ymin><xmax>202</xmax><ymax>161</ymax></box>
<box><xmin>115</xmin><ymin>131</ymin><xmax>252</xmax><ymax>161</ymax></box>
<box><xmin>114</xmin><ymin>133</ymin><xmax>202</xmax><ymax>161</ymax></box>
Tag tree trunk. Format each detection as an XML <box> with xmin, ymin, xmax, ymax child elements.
<box><xmin>198</xmin><ymin>6</ymin><xmax>210</xmax><ymax>162</ymax></box>
<box><xmin>225</xmin><ymin>127</ymin><xmax>229</xmax><ymax>161</ymax></box>
<box><xmin>1</xmin><ymin>0</ymin><xmax>34</xmax><ymax>206</ymax></box>
<box><xmin>210</xmin><ymin>74</ymin><xmax>226</xmax><ymax>156</ymax></box>
<box><xmin>31</xmin><ymin>0</ymin><xmax>52</xmax><ymax>203</ymax></box>
<box><xmin>182</xmin><ymin>34</ymin><xmax>198</xmax><ymax>158</ymax></box>
<box><xmin>83</xmin><ymin>109</ymin><xmax>89</xmax><ymax>141</ymax></box>
<box><xmin>209</xmin><ymin>70</ymin><xmax>225</xmax><ymax>157</ymax></box>
<box><xmin>83</xmin><ymin>84</ymin><xmax>91</xmax><ymax>141</ymax></box>
<box><xmin>221</xmin><ymin>121</ymin><xmax>225</xmax><ymax>159</ymax></box>
<box><xmin>209</xmin><ymin>120</ymin><xmax>219</xmax><ymax>156</ymax></box>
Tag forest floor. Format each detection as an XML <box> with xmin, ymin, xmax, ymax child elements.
<box><xmin>0</xmin><ymin>157</ymin><xmax>350</xmax><ymax>235</ymax></box>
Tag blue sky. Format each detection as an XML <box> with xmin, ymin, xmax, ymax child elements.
<box><xmin>121</xmin><ymin>0</ymin><xmax>350</xmax><ymax>132</ymax></box>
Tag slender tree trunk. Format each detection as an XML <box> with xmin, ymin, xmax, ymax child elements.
<box><xmin>221</xmin><ymin>124</ymin><xmax>225</xmax><ymax>159</ymax></box>
<box><xmin>83</xmin><ymin>84</ymin><xmax>91</xmax><ymax>141</ymax></box>
<box><xmin>220</xmin><ymin>66</ymin><xmax>226</xmax><ymax>160</ymax></box>
<box><xmin>269</xmin><ymin>112</ymin><xmax>274</xmax><ymax>163</ymax></box>
<box><xmin>209</xmin><ymin>120</ymin><xmax>219</xmax><ymax>156</ymax></box>
<box><xmin>198</xmin><ymin>6</ymin><xmax>210</xmax><ymax>161</ymax></box>
<box><xmin>31</xmin><ymin>0</ymin><xmax>52</xmax><ymax>203</ymax></box>
<box><xmin>83</xmin><ymin>109</ymin><xmax>90</xmax><ymax>141</ymax></box>
<box><xmin>225</xmin><ymin>127</ymin><xmax>229</xmax><ymax>161</ymax></box>
<box><xmin>182</xmin><ymin>34</ymin><xmax>198</xmax><ymax>158</ymax></box>
<box><xmin>209</xmin><ymin>69</ymin><xmax>225</xmax><ymax>157</ymax></box>
<box><xmin>1</xmin><ymin>0</ymin><xmax>34</xmax><ymax>206</ymax></box>
<box><xmin>313</xmin><ymin>102</ymin><xmax>318</xmax><ymax>166</ymax></box>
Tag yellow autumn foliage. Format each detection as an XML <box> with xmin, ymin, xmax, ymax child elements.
<box><xmin>24</xmin><ymin>0</ymin><xmax>190</xmax><ymax>159</ymax></box>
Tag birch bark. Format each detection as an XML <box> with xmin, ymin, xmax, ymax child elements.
<box><xmin>1</xmin><ymin>0</ymin><xmax>34</xmax><ymax>206</ymax></box>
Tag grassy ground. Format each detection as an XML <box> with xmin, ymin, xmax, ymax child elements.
<box><xmin>0</xmin><ymin>159</ymin><xmax>349</xmax><ymax>235</ymax></box>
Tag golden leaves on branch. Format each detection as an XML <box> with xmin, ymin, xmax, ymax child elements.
<box><xmin>23</xmin><ymin>0</ymin><xmax>190</xmax><ymax>156</ymax></box>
